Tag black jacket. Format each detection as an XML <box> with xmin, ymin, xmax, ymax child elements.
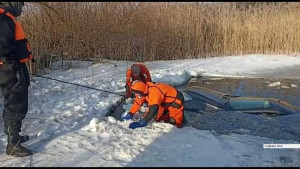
<box><xmin>0</xmin><ymin>5</ymin><xmax>19</xmax><ymax>62</ymax></box>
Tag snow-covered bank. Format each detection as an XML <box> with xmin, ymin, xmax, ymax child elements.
<box><xmin>0</xmin><ymin>55</ymin><xmax>300</xmax><ymax>167</ymax></box>
<box><xmin>146</xmin><ymin>54</ymin><xmax>300</xmax><ymax>79</ymax></box>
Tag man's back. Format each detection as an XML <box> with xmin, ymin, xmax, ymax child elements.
<box><xmin>0</xmin><ymin>7</ymin><xmax>16</xmax><ymax>61</ymax></box>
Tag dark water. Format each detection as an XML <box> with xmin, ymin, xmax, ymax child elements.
<box><xmin>186</xmin><ymin>77</ymin><xmax>300</xmax><ymax>108</ymax></box>
<box><xmin>184</xmin><ymin>77</ymin><xmax>300</xmax><ymax>141</ymax></box>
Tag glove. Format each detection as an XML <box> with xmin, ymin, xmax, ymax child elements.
<box><xmin>15</xmin><ymin>69</ymin><xmax>27</xmax><ymax>88</ymax></box>
<box><xmin>129</xmin><ymin>119</ymin><xmax>147</xmax><ymax>129</ymax></box>
<box><xmin>12</xmin><ymin>63</ymin><xmax>28</xmax><ymax>90</ymax></box>
<box><xmin>121</xmin><ymin>112</ymin><xmax>133</xmax><ymax>121</ymax></box>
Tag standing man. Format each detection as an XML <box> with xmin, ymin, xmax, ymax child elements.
<box><xmin>0</xmin><ymin>2</ymin><xmax>35</xmax><ymax>157</ymax></box>
<box><xmin>125</xmin><ymin>63</ymin><xmax>152</xmax><ymax>98</ymax></box>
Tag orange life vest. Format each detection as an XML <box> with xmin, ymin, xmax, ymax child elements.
<box><xmin>130</xmin><ymin>81</ymin><xmax>185</xmax><ymax>127</ymax></box>
<box><xmin>0</xmin><ymin>8</ymin><xmax>34</xmax><ymax>65</ymax></box>
<box><xmin>130</xmin><ymin>82</ymin><xmax>183</xmax><ymax>114</ymax></box>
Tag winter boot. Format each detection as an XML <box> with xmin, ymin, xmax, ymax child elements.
<box><xmin>18</xmin><ymin>134</ymin><xmax>29</xmax><ymax>143</ymax></box>
<box><xmin>6</xmin><ymin>134</ymin><xmax>33</xmax><ymax>157</ymax></box>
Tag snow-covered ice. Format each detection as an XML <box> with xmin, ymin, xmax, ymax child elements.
<box><xmin>0</xmin><ymin>54</ymin><xmax>300</xmax><ymax>167</ymax></box>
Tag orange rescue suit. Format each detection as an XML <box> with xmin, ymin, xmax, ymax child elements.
<box><xmin>126</xmin><ymin>63</ymin><xmax>151</xmax><ymax>97</ymax></box>
<box><xmin>0</xmin><ymin>8</ymin><xmax>34</xmax><ymax>65</ymax></box>
<box><xmin>130</xmin><ymin>82</ymin><xmax>184</xmax><ymax>127</ymax></box>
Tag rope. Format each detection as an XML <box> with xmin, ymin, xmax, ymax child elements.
<box><xmin>30</xmin><ymin>74</ymin><xmax>126</xmax><ymax>98</ymax></box>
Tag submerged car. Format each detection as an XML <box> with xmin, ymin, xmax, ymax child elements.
<box><xmin>183</xmin><ymin>86</ymin><xmax>297</xmax><ymax>115</ymax></box>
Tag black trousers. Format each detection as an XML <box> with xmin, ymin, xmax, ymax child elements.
<box><xmin>0</xmin><ymin>63</ymin><xmax>30</xmax><ymax>135</ymax></box>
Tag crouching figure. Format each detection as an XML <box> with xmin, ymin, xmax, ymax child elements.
<box><xmin>122</xmin><ymin>81</ymin><xmax>185</xmax><ymax>129</ymax></box>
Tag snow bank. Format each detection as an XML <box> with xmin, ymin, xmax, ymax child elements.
<box><xmin>0</xmin><ymin>55</ymin><xmax>300</xmax><ymax>167</ymax></box>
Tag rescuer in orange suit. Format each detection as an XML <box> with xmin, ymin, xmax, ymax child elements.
<box><xmin>125</xmin><ymin>63</ymin><xmax>151</xmax><ymax>98</ymax></box>
<box><xmin>121</xmin><ymin>81</ymin><xmax>185</xmax><ymax>129</ymax></box>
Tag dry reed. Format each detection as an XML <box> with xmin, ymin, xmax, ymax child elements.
<box><xmin>18</xmin><ymin>2</ymin><xmax>300</xmax><ymax>73</ymax></box>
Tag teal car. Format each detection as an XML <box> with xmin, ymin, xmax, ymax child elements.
<box><xmin>184</xmin><ymin>86</ymin><xmax>297</xmax><ymax>115</ymax></box>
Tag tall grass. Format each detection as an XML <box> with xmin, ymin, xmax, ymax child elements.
<box><xmin>19</xmin><ymin>2</ymin><xmax>300</xmax><ymax>73</ymax></box>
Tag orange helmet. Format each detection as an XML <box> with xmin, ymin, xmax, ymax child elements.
<box><xmin>131</xmin><ymin>81</ymin><xmax>148</xmax><ymax>96</ymax></box>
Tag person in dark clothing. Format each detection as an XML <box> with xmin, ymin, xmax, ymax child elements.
<box><xmin>0</xmin><ymin>2</ymin><xmax>35</xmax><ymax>157</ymax></box>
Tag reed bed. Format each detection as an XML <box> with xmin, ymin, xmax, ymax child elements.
<box><xmin>19</xmin><ymin>2</ymin><xmax>300</xmax><ymax>73</ymax></box>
